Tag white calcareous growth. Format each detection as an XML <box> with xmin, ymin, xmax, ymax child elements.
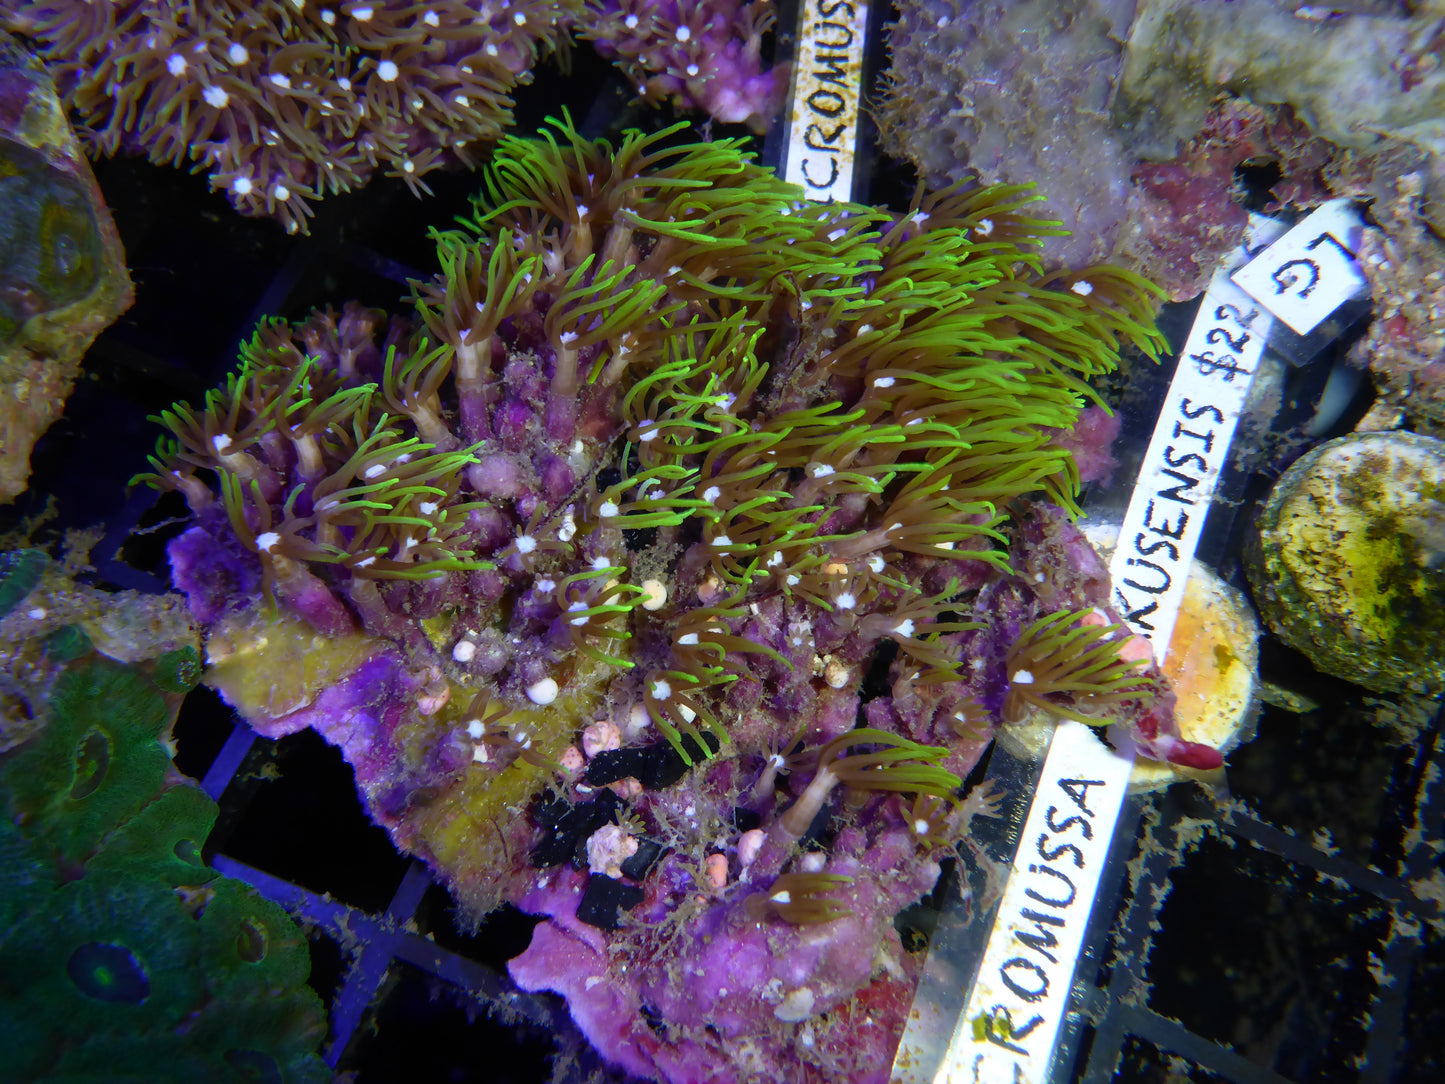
<box><xmin>526</xmin><ymin>676</ymin><xmax>559</xmax><ymax>705</ymax></box>
<box><xmin>585</xmin><ymin>823</ymin><xmax>639</xmax><ymax>878</ymax></box>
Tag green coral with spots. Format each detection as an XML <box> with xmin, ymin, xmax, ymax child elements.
<box><xmin>0</xmin><ymin>653</ymin><xmax>327</xmax><ymax>1084</ymax></box>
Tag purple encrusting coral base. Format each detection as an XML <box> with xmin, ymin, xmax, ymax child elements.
<box><xmin>581</xmin><ymin>0</ymin><xmax>787</xmax><ymax>127</ymax></box>
<box><xmin>171</xmin><ymin>496</ymin><xmax>1207</xmax><ymax>1081</ymax></box>
<box><xmin>511</xmin><ymin>827</ymin><xmax>935</xmax><ymax>1083</ymax></box>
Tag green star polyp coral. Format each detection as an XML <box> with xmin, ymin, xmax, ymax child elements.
<box><xmin>148</xmin><ymin>116</ymin><xmax>1186</xmax><ymax>1081</ymax></box>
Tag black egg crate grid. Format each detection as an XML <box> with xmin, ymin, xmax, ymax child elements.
<box><xmin>25</xmin><ymin>98</ymin><xmax>1445</xmax><ymax>1081</ymax></box>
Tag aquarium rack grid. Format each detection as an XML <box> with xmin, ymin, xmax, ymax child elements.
<box><xmin>182</xmin><ymin>684</ymin><xmax>1445</xmax><ymax>1083</ymax></box>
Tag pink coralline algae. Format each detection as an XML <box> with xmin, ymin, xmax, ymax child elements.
<box><xmin>880</xmin><ymin>0</ymin><xmax>1445</xmax><ymax>303</ymax></box>
<box><xmin>2</xmin><ymin>0</ymin><xmax>786</xmax><ymax>232</ymax></box>
<box><xmin>143</xmin><ymin>118</ymin><xmax>1216</xmax><ymax>1081</ymax></box>
<box><xmin>1118</xmin><ymin>97</ymin><xmax>1390</xmax><ymax>303</ymax></box>
<box><xmin>579</xmin><ymin>0</ymin><xmax>786</xmax><ymax>128</ymax></box>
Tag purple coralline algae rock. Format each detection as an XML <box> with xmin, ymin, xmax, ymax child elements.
<box><xmin>580</xmin><ymin>0</ymin><xmax>787</xmax><ymax>129</ymax></box>
<box><xmin>145</xmin><ymin>117</ymin><xmax>1213</xmax><ymax>1081</ymax></box>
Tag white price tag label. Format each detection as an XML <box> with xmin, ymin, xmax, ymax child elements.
<box><xmin>940</xmin><ymin>721</ymin><xmax>1133</xmax><ymax>1084</ymax></box>
<box><xmin>1230</xmin><ymin>199</ymin><xmax>1369</xmax><ymax>335</ymax></box>
<box><xmin>1110</xmin><ymin>231</ymin><xmax>1279</xmax><ymax>658</ymax></box>
<box><xmin>782</xmin><ymin>0</ymin><xmax>867</xmax><ymax>203</ymax></box>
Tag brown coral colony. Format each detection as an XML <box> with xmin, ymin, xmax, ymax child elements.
<box><xmin>8</xmin><ymin>0</ymin><xmax>573</xmax><ymax>232</ymax></box>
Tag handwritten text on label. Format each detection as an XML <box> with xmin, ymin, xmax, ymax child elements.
<box><xmin>944</xmin><ymin>721</ymin><xmax>1133</xmax><ymax>1084</ymax></box>
<box><xmin>1231</xmin><ymin>199</ymin><xmax>1368</xmax><ymax>335</ymax></box>
<box><xmin>782</xmin><ymin>0</ymin><xmax>866</xmax><ymax>203</ymax></box>
<box><xmin>1111</xmin><ymin>220</ymin><xmax>1283</xmax><ymax>658</ymax></box>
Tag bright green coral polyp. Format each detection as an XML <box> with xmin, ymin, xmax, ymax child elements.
<box><xmin>139</xmin><ymin>116</ymin><xmax>1170</xmax><ymax>916</ymax></box>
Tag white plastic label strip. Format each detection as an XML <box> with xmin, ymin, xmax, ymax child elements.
<box><xmin>941</xmin><ymin>719</ymin><xmax>1133</xmax><ymax>1083</ymax></box>
<box><xmin>1230</xmin><ymin>198</ymin><xmax>1368</xmax><ymax>335</ymax></box>
<box><xmin>782</xmin><ymin>0</ymin><xmax>867</xmax><ymax>203</ymax></box>
<box><xmin>1111</xmin><ymin>213</ymin><xmax>1286</xmax><ymax>658</ymax></box>
<box><xmin>930</xmin><ymin>215</ymin><xmax>1288</xmax><ymax>1084</ymax></box>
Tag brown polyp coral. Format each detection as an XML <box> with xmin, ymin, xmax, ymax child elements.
<box><xmin>4</xmin><ymin>0</ymin><xmax>578</xmax><ymax>233</ymax></box>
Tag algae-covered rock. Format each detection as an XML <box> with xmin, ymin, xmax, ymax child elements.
<box><xmin>1246</xmin><ymin>431</ymin><xmax>1445</xmax><ymax>695</ymax></box>
<box><xmin>1351</xmin><ymin>170</ymin><xmax>1445</xmax><ymax>435</ymax></box>
<box><xmin>878</xmin><ymin>0</ymin><xmax>1139</xmax><ymax>269</ymax></box>
<box><xmin>1116</xmin><ymin>0</ymin><xmax>1445</xmax><ymax>163</ymax></box>
<box><xmin>0</xmin><ymin>31</ymin><xmax>132</xmax><ymax>502</ymax></box>
<box><xmin>0</xmin><ymin>541</ymin><xmax>197</xmax><ymax>753</ymax></box>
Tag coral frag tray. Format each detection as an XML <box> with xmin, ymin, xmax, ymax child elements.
<box><xmin>8</xmin><ymin>1</ymin><xmax>1443</xmax><ymax>1080</ymax></box>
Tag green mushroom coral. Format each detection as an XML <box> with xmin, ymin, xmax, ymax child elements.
<box><xmin>0</xmin><ymin>654</ymin><xmax>327</xmax><ymax>1084</ymax></box>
